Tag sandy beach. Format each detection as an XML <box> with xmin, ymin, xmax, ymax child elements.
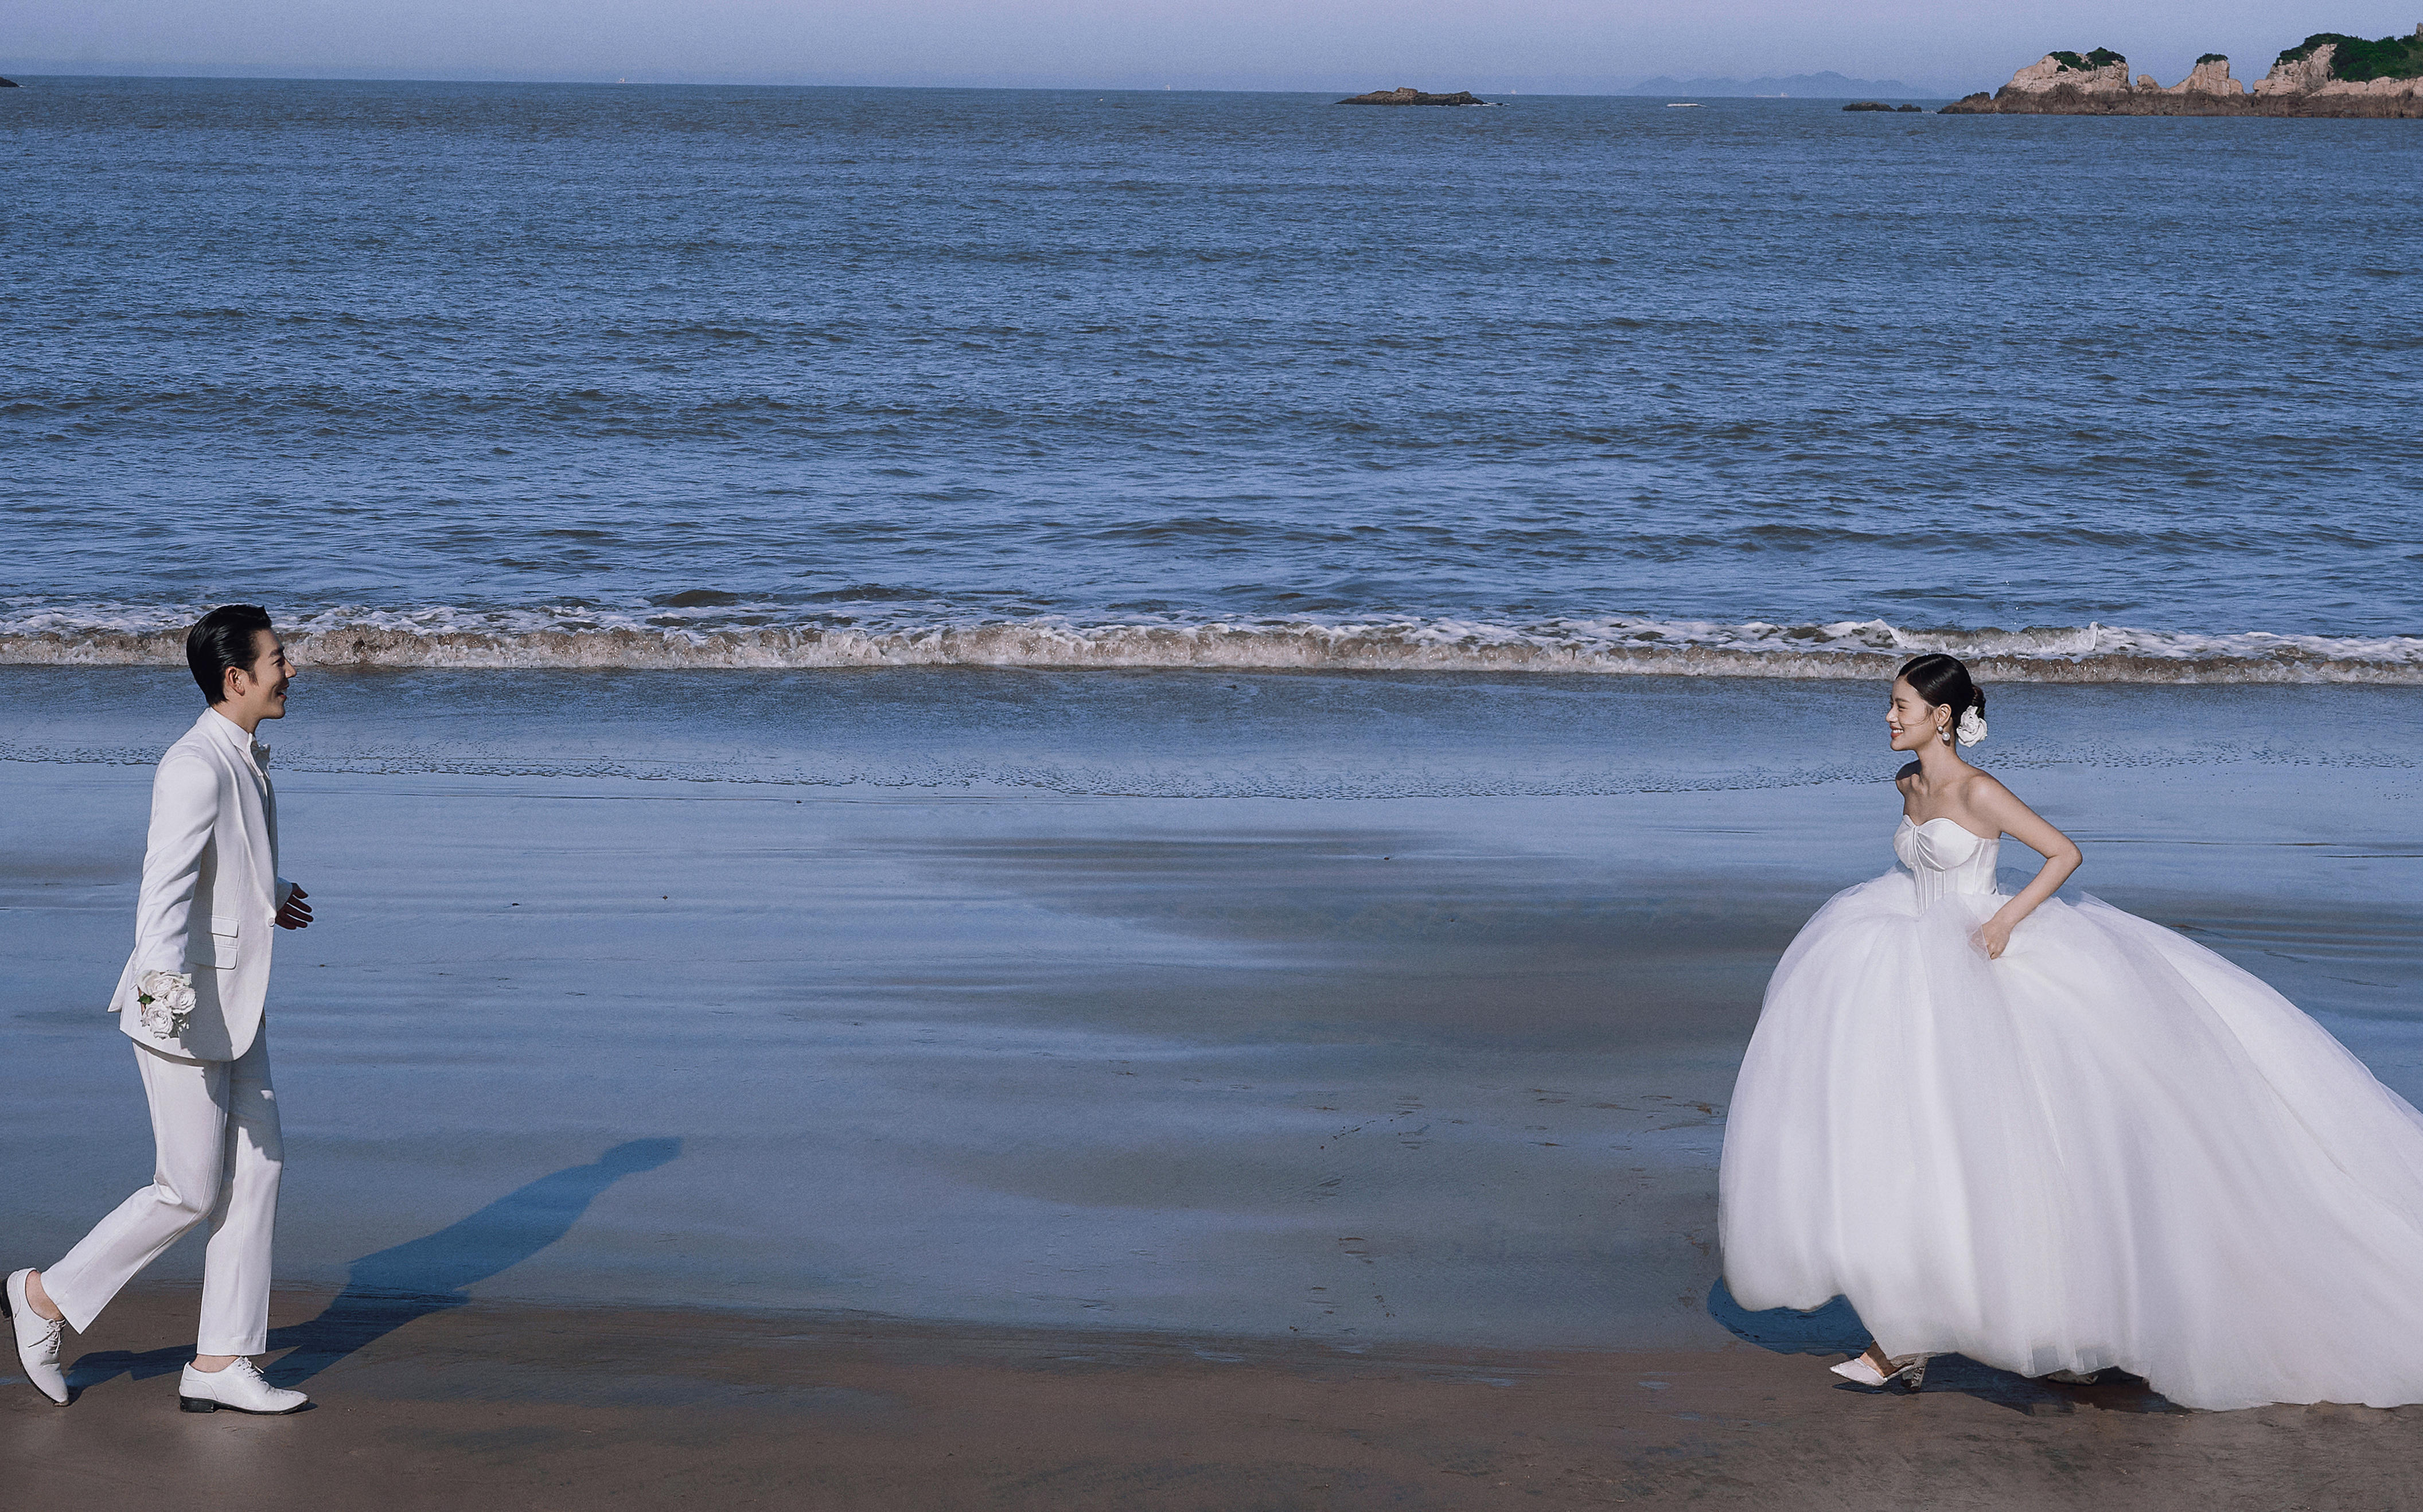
<box><xmin>11</xmin><ymin>1285</ymin><xmax>2423</xmax><ymax>1510</ymax></box>
<box><xmin>11</xmin><ymin>64</ymin><xmax>2423</xmax><ymax>1505</ymax></box>
<box><xmin>7</xmin><ymin>667</ymin><xmax>2423</xmax><ymax>1501</ymax></box>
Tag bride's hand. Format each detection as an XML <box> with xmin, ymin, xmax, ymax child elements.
<box><xmin>1975</xmin><ymin>915</ymin><xmax>2015</xmax><ymax>960</ymax></box>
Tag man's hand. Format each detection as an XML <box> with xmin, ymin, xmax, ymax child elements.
<box><xmin>276</xmin><ymin>886</ymin><xmax>314</xmax><ymax>930</ymax></box>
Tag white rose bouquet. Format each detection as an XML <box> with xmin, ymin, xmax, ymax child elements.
<box><xmin>136</xmin><ymin>970</ymin><xmax>196</xmax><ymax>1038</ymax></box>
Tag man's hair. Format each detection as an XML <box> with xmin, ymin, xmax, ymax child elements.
<box><xmin>186</xmin><ymin>605</ymin><xmax>276</xmax><ymax>705</ymax></box>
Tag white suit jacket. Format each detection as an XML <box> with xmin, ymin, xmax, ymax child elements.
<box><xmin>107</xmin><ymin>708</ymin><xmax>294</xmax><ymax>1062</ymax></box>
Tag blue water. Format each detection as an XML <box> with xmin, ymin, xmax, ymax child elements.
<box><xmin>4</xmin><ymin>77</ymin><xmax>2421</xmax><ymax>677</ymax></box>
<box><xmin>6</xmin><ymin>83</ymin><xmax>2423</xmax><ymax>1342</ymax></box>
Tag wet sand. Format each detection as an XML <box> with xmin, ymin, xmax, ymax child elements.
<box><xmin>6</xmin><ymin>669</ymin><xmax>2423</xmax><ymax>1502</ymax></box>
<box><xmin>6</xmin><ymin>670</ymin><xmax>2422</xmax><ymax>1348</ymax></box>
<box><xmin>9</xmin><ymin>1284</ymin><xmax>2423</xmax><ymax>1511</ymax></box>
<box><xmin>5</xmin><ymin>756</ymin><xmax>1766</xmax><ymax>1346</ymax></box>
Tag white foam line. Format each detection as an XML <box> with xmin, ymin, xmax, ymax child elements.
<box><xmin>3</xmin><ymin>613</ymin><xmax>2421</xmax><ymax>683</ymax></box>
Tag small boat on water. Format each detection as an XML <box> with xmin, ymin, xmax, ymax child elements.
<box><xmin>1666</xmin><ymin>102</ymin><xmax>1701</xmax><ymax>108</ymax></box>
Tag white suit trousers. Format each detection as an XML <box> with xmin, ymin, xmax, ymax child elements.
<box><xmin>44</xmin><ymin>1031</ymin><xmax>283</xmax><ymax>1356</ymax></box>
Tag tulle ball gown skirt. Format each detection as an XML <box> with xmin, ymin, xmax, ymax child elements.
<box><xmin>1719</xmin><ymin>848</ymin><xmax>2423</xmax><ymax>1410</ymax></box>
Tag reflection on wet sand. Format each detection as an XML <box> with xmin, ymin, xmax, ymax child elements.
<box><xmin>3</xmin><ymin>670</ymin><xmax>2418</xmax><ymax>1359</ymax></box>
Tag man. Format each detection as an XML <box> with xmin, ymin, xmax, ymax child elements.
<box><xmin>6</xmin><ymin>606</ymin><xmax>317</xmax><ymax>1413</ymax></box>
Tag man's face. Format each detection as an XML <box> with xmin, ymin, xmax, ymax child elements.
<box><xmin>224</xmin><ymin>629</ymin><xmax>295</xmax><ymax>722</ymax></box>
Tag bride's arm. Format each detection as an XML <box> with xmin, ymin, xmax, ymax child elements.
<box><xmin>1969</xmin><ymin>779</ymin><xmax>2083</xmax><ymax>959</ymax></box>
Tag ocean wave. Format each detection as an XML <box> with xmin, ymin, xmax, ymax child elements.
<box><xmin>3</xmin><ymin>607</ymin><xmax>2421</xmax><ymax>683</ymax></box>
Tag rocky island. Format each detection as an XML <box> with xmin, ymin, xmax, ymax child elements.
<box><xmin>1335</xmin><ymin>87</ymin><xmax>1487</xmax><ymax>106</ymax></box>
<box><xmin>1943</xmin><ymin>27</ymin><xmax>2423</xmax><ymax>116</ymax></box>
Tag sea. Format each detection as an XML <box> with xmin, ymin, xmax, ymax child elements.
<box><xmin>5</xmin><ymin>77</ymin><xmax>2422</xmax><ymax>1347</ymax></box>
<box><xmin>3</xmin><ymin>76</ymin><xmax>2420</xmax><ymax>681</ymax></box>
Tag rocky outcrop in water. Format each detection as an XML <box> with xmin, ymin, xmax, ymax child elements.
<box><xmin>1941</xmin><ymin>28</ymin><xmax>2423</xmax><ymax>116</ymax></box>
<box><xmin>1336</xmin><ymin>87</ymin><xmax>1486</xmax><ymax>106</ymax></box>
<box><xmin>1841</xmin><ymin>102</ymin><xmax>1923</xmax><ymax>111</ymax></box>
<box><xmin>2169</xmin><ymin>57</ymin><xmax>2246</xmax><ymax>98</ymax></box>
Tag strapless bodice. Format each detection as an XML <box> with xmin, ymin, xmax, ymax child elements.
<box><xmin>1894</xmin><ymin>817</ymin><xmax>2001</xmax><ymax>907</ymax></box>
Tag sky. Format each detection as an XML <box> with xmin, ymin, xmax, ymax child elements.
<box><xmin>6</xmin><ymin>0</ymin><xmax>2421</xmax><ymax>97</ymax></box>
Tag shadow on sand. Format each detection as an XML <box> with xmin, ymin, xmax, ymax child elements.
<box><xmin>66</xmin><ymin>1137</ymin><xmax>681</xmax><ymax>1395</ymax></box>
<box><xmin>1705</xmin><ymin>1278</ymin><xmax>2183</xmax><ymax>1415</ymax></box>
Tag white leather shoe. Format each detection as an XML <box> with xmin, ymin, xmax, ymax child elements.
<box><xmin>6</xmin><ymin>1269</ymin><xmax>69</xmax><ymax>1404</ymax></box>
<box><xmin>179</xmin><ymin>1358</ymin><xmax>307</xmax><ymax>1414</ymax></box>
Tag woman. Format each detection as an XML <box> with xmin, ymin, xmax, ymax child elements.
<box><xmin>1718</xmin><ymin>652</ymin><xmax>2423</xmax><ymax>1411</ymax></box>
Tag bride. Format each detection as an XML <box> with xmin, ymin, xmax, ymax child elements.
<box><xmin>1718</xmin><ymin>652</ymin><xmax>2423</xmax><ymax>1412</ymax></box>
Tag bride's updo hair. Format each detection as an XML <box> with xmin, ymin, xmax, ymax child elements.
<box><xmin>1896</xmin><ymin>652</ymin><xmax>1985</xmax><ymax>732</ymax></box>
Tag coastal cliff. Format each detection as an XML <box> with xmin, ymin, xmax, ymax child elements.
<box><xmin>1943</xmin><ymin>28</ymin><xmax>2423</xmax><ymax>116</ymax></box>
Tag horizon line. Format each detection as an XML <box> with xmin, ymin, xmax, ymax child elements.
<box><xmin>0</xmin><ymin>64</ymin><xmax>1970</xmax><ymax>98</ymax></box>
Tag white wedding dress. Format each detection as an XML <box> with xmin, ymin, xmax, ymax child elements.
<box><xmin>1720</xmin><ymin>815</ymin><xmax>2423</xmax><ymax>1411</ymax></box>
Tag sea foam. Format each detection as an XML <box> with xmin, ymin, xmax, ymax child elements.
<box><xmin>5</xmin><ymin>607</ymin><xmax>2419</xmax><ymax>683</ymax></box>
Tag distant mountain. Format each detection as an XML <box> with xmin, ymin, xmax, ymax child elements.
<box><xmin>1619</xmin><ymin>72</ymin><xmax>1923</xmax><ymax>98</ymax></box>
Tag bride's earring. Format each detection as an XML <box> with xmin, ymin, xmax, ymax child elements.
<box><xmin>1938</xmin><ymin>722</ymin><xmax>1951</xmax><ymax>746</ymax></box>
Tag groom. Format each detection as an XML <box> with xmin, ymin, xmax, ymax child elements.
<box><xmin>6</xmin><ymin>606</ymin><xmax>317</xmax><ymax>1413</ymax></box>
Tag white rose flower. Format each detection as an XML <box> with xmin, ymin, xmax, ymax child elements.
<box><xmin>137</xmin><ymin>969</ymin><xmax>197</xmax><ymax>1038</ymax></box>
<box><xmin>1956</xmin><ymin>708</ymin><xmax>1989</xmax><ymax>747</ymax></box>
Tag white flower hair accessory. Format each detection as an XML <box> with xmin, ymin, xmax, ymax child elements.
<box><xmin>1955</xmin><ymin>708</ymin><xmax>1989</xmax><ymax>747</ymax></box>
<box><xmin>136</xmin><ymin>969</ymin><xmax>196</xmax><ymax>1039</ymax></box>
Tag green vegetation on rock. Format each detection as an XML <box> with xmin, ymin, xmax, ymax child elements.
<box><xmin>2275</xmin><ymin>30</ymin><xmax>2423</xmax><ymax>81</ymax></box>
<box><xmin>2050</xmin><ymin>48</ymin><xmax>2127</xmax><ymax>72</ymax></box>
<box><xmin>2196</xmin><ymin>53</ymin><xmax>2229</xmax><ymax>65</ymax></box>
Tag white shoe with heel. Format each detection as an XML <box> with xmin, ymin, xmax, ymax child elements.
<box><xmin>1830</xmin><ymin>1351</ymin><xmax>1929</xmax><ymax>1391</ymax></box>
